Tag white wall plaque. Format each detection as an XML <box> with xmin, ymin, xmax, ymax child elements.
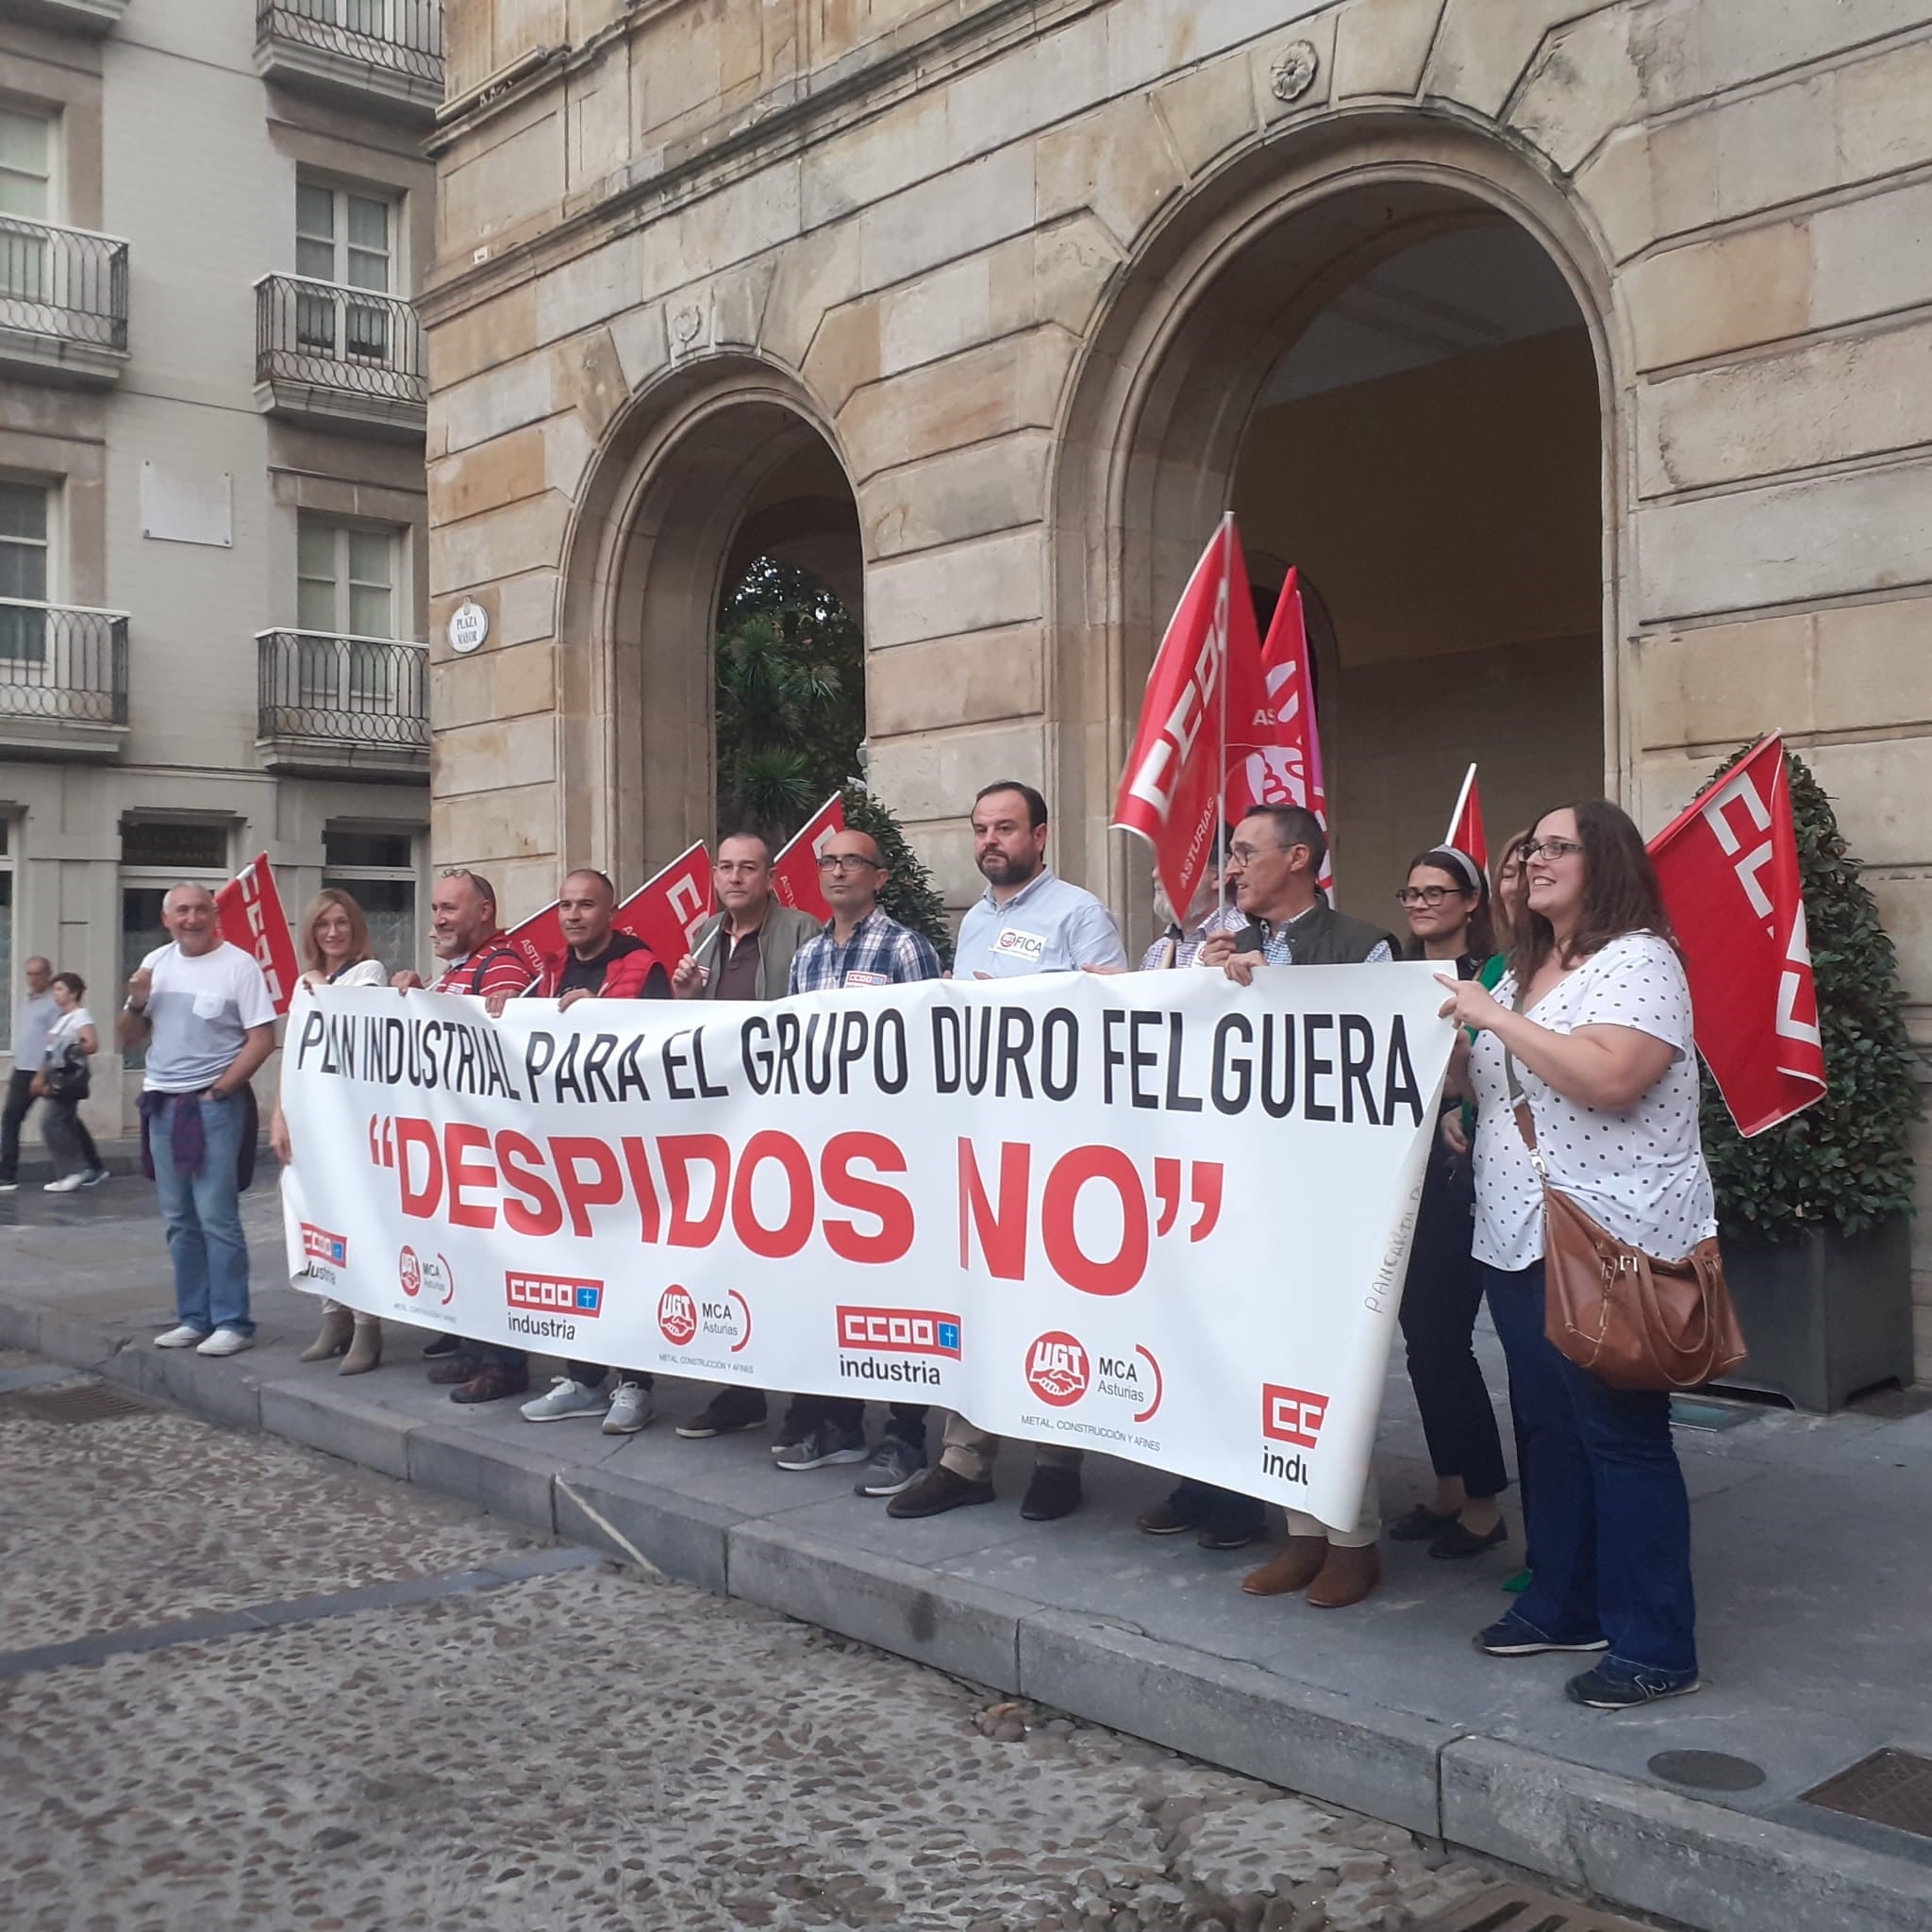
<box><xmin>447</xmin><ymin>600</ymin><xmax>490</xmax><ymax>655</ymax></box>
<box><xmin>140</xmin><ymin>461</ymin><xmax>232</xmax><ymax>547</ymax></box>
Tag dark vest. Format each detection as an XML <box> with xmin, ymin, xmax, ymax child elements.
<box><xmin>1283</xmin><ymin>900</ymin><xmax>1398</xmax><ymax>966</ymax></box>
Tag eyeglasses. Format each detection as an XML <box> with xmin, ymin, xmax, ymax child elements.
<box><xmin>1395</xmin><ymin>886</ymin><xmax>1464</xmax><ymax>908</ymax></box>
<box><xmin>818</xmin><ymin>854</ymin><xmax>882</xmax><ymax>874</ymax></box>
<box><xmin>1522</xmin><ymin>838</ymin><xmax>1585</xmax><ymax>862</ymax></box>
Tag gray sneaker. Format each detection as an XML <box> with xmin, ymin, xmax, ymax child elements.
<box><xmin>602</xmin><ymin>1380</ymin><xmax>654</xmax><ymax>1435</ymax></box>
<box><xmin>772</xmin><ymin>1421</ymin><xmax>868</xmax><ymax>1471</ymax></box>
<box><xmin>520</xmin><ymin>1376</ymin><xmax>609</xmax><ymax>1423</ymax></box>
<box><xmin>854</xmin><ymin>1435</ymin><xmax>927</xmax><ymax>1498</ymax></box>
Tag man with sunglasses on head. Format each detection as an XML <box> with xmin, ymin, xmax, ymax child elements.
<box><xmin>765</xmin><ymin>825</ymin><xmax>943</xmax><ymax>1492</ymax></box>
<box><xmin>391</xmin><ymin>868</ymin><xmax>538</xmax><ymax>1404</ymax></box>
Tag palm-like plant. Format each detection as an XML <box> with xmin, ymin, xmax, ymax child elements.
<box><xmin>714</xmin><ymin>558</ymin><xmax>867</xmax><ymax>836</ymax></box>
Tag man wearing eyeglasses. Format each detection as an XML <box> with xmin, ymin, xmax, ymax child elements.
<box><xmin>890</xmin><ymin>779</ymin><xmax>1128</xmax><ymax>1526</ymax></box>
<box><xmin>764</xmin><ymin>825</ymin><xmax>944</xmax><ymax>1490</ymax></box>
<box><xmin>1198</xmin><ymin>803</ymin><xmax>1398</xmax><ymax>1609</ymax></box>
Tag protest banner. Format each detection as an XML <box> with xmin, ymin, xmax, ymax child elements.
<box><xmin>1649</xmin><ymin>732</ymin><xmax>1825</xmax><ymax>1136</ymax></box>
<box><xmin>280</xmin><ymin>962</ymin><xmax>1451</xmax><ymax>1530</ymax></box>
<box><xmin>216</xmin><ymin>853</ymin><xmax>300</xmax><ymax>1014</ymax></box>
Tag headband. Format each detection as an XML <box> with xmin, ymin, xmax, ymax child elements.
<box><xmin>1433</xmin><ymin>847</ymin><xmax>1486</xmax><ymax>895</ymax></box>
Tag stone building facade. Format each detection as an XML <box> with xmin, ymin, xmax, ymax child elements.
<box><xmin>422</xmin><ymin>0</ymin><xmax>1932</xmax><ymax>1371</ymax></box>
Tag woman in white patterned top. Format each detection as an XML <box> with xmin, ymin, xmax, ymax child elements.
<box><xmin>271</xmin><ymin>889</ymin><xmax>389</xmax><ymax>1375</ymax></box>
<box><xmin>1438</xmin><ymin>803</ymin><xmax>1712</xmax><ymax>1711</ymax></box>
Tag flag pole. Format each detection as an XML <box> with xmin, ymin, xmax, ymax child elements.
<box><xmin>1446</xmin><ymin>762</ymin><xmax>1476</xmax><ymax>848</ymax></box>
<box><xmin>1216</xmin><ymin>512</ymin><xmax>1232</xmax><ymax>869</ymax></box>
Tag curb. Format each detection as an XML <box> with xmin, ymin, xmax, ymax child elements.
<box><xmin>7</xmin><ymin>1293</ymin><xmax>1931</xmax><ymax>1932</ymax></box>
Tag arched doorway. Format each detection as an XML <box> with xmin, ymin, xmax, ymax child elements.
<box><xmin>557</xmin><ymin>359</ymin><xmax>864</xmax><ymax>884</ymax></box>
<box><xmin>1051</xmin><ymin>125</ymin><xmax>1616</xmax><ymax>946</ymax></box>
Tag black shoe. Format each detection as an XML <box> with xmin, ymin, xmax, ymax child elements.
<box><xmin>675</xmin><ymin>1390</ymin><xmax>769</xmax><ymax>1439</ymax></box>
<box><xmin>1565</xmin><ymin>1661</ymin><xmax>1701</xmax><ymax>1709</ymax></box>
<box><xmin>1388</xmin><ymin>1504</ymin><xmax>1458</xmax><ymax>1542</ymax></box>
<box><xmin>1137</xmin><ymin>1486</ymin><xmax>1210</xmax><ymax>1536</ymax></box>
<box><xmin>887</xmin><ymin>1463</ymin><xmax>995</xmax><ymax>1519</ymax></box>
<box><xmin>1429</xmin><ymin>1517</ymin><xmax>1508</xmax><ymax>1560</ymax></box>
<box><xmin>1020</xmin><ymin>1466</ymin><xmax>1082</xmax><ymax>1523</ymax></box>
<box><xmin>1474</xmin><ymin>1612</ymin><xmax>1608</xmax><ymax>1657</ymax></box>
<box><xmin>1197</xmin><ymin>1507</ymin><xmax>1265</xmax><ymax>1552</ymax></box>
<box><xmin>423</xmin><ymin>1333</ymin><xmax>462</xmax><ymax>1358</ymax></box>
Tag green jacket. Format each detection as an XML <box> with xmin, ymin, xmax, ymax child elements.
<box><xmin>689</xmin><ymin>904</ymin><xmax>820</xmax><ymax>1002</ymax></box>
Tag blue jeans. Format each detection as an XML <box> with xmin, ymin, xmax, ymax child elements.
<box><xmin>1484</xmin><ymin>1260</ymin><xmax>1697</xmax><ymax>1680</ymax></box>
<box><xmin>151</xmin><ymin>1092</ymin><xmax>253</xmax><ymax>1337</ymax></box>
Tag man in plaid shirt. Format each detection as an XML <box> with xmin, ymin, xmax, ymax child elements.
<box><xmin>770</xmin><ymin>825</ymin><xmax>942</xmax><ymax>1491</ymax></box>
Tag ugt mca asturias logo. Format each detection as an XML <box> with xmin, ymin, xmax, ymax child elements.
<box><xmin>397</xmin><ymin>1244</ymin><xmax>455</xmax><ymax>1306</ymax></box>
<box><xmin>1024</xmin><ymin>1331</ymin><xmax>1090</xmax><ymax>1407</ymax></box>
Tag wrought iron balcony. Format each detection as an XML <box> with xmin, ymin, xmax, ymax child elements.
<box><xmin>257</xmin><ymin>629</ymin><xmax>429</xmax><ymax>780</ymax></box>
<box><xmin>255</xmin><ymin>0</ymin><xmax>444</xmax><ymax>120</ymax></box>
<box><xmin>0</xmin><ymin>215</ymin><xmax>128</xmax><ymax>384</ymax></box>
<box><xmin>254</xmin><ymin>273</ymin><xmax>427</xmax><ymax>437</ymax></box>
<box><xmin>0</xmin><ymin>599</ymin><xmax>129</xmax><ymax>758</ymax></box>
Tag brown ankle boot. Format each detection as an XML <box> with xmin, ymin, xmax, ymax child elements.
<box><xmin>338</xmin><ymin>1318</ymin><xmax>382</xmax><ymax>1376</ymax></box>
<box><xmin>1241</xmin><ymin>1536</ymin><xmax>1330</xmax><ymax>1597</ymax></box>
<box><xmin>1306</xmin><ymin>1541</ymin><xmax>1381</xmax><ymax>1608</ymax></box>
<box><xmin>299</xmin><ymin>1306</ymin><xmax>355</xmax><ymax>1362</ymax></box>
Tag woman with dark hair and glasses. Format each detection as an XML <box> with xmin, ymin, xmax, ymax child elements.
<box><xmin>1386</xmin><ymin>848</ymin><xmax>1511</xmax><ymax>1559</ymax></box>
<box><xmin>1440</xmin><ymin>802</ymin><xmax>1713</xmax><ymax>1709</ymax></box>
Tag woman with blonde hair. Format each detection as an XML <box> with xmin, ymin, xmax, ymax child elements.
<box><xmin>272</xmin><ymin>888</ymin><xmax>389</xmax><ymax>1373</ymax></box>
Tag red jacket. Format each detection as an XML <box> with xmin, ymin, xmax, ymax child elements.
<box><xmin>533</xmin><ymin>930</ymin><xmax>669</xmax><ymax>1001</ymax></box>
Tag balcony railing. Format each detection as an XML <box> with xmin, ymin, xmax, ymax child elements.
<box><xmin>255</xmin><ymin>0</ymin><xmax>442</xmax><ymax>115</ymax></box>
<box><xmin>257</xmin><ymin>273</ymin><xmax>425</xmax><ymax>403</ymax></box>
<box><xmin>258</xmin><ymin>630</ymin><xmax>428</xmax><ymax>772</ymax></box>
<box><xmin>0</xmin><ymin>599</ymin><xmax>128</xmax><ymax>752</ymax></box>
<box><xmin>0</xmin><ymin>214</ymin><xmax>128</xmax><ymax>373</ymax></box>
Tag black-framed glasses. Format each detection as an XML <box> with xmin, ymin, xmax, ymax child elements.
<box><xmin>1395</xmin><ymin>885</ymin><xmax>1462</xmax><ymax>907</ymax></box>
<box><xmin>1522</xmin><ymin>838</ymin><xmax>1585</xmax><ymax>861</ymax></box>
<box><xmin>818</xmin><ymin>854</ymin><xmax>882</xmax><ymax>874</ymax></box>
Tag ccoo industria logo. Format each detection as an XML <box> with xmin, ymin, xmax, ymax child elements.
<box><xmin>506</xmin><ymin>1273</ymin><xmax>604</xmax><ymax>1318</ymax></box>
<box><xmin>301</xmin><ymin>1223</ymin><xmax>347</xmax><ymax>1267</ymax></box>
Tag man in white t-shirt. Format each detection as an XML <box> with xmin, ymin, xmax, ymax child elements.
<box><xmin>117</xmin><ymin>883</ymin><xmax>277</xmax><ymax>1357</ymax></box>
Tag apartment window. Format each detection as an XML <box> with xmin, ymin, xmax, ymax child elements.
<box><xmin>295</xmin><ymin>179</ymin><xmax>395</xmax><ymax>361</ymax></box>
<box><xmin>324</xmin><ymin>825</ymin><xmax>417</xmax><ymax>975</ymax></box>
<box><xmin>0</xmin><ymin>479</ymin><xmax>48</xmax><ymax>663</ymax></box>
<box><xmin>0</xmin><ymin>107</ymin><xmax>53</xmax><ymax>306</ymax></box>
<box><xmin>0</xmin><ymin>820</ymin><xmax>13</xmax><ymax>1056</ymax></box>
<box><xmin>120</xmin><ymin>820</ymin><xmax>229</xmax><ymax>1068</ymax></box>
<box><xmin>296</xmin><ymin>514</ymin><xmax>398</xmax><ymax>714</ymax></box>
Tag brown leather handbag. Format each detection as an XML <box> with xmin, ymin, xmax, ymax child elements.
<box><xmin>1507</xmin><ymin>1057</ymin><xmax>1746</xmax><ymax>1392</ymax></box>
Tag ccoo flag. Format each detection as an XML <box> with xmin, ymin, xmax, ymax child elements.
<box><xmin>504</xmin><ymin>900</ymin><xmax>563</xmax><ymax>979</ymax></box>
<box><xmin>216</xmin><ymin>853</ymin><xmax>302</xmax><ymax>1015</ymax></box>
<box><xmin>1444</xmin><ymin>763</ymin><xmax>1488</xmax><ymax>872</ymax></box>
<box><xmin>1112</xmin><ymin>515</ymin><xmax>1270</xmax><ymax>922</ymax></box>
<box><xmin>772</xmin><ymin>793</ymin><xmax>844</xmax><ymax>924</ymax></box>
<box><xmin>616</xmin><ymin>841</ymin><xmax>716</xmax><ymax>971</ymax></box>
<box><xmin>1647</xmin><ymin>733</ymin><xmax>1826</xmax><ymax>1137</ymax></box>
<box><xmin>1226</xmin><ymin>567</ymin><xmax>1333</xmax><ymax>892</ymax></box>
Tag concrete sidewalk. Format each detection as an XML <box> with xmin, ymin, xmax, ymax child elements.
<box><xmin>5</xmin><ymin>1183</ymin><xmax>1932</xmax><ymax>1932</ymax></box>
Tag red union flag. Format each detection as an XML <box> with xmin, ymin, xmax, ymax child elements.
<box><xmin>1648</xmin><ymin>733</ymin><xmax>1826</xmax><ymax>1137</ymax></box>
<box><xmin>1112</xmin><ymin>516</ymin><xmax>1270</xmax><ymax>920</ymax></box>
<box><xmin>1226</xmin><ymin>567</ymin><xmax>1333</xmax><ymax>891</ymax></box>
<box><xmin>772</xmin><ymin>793</ymin><xmax>843</xmax><ymax>924</ymax></box>
<box><xmin>216</xmin><ymin>853</ymin><xmax>301</xmax><ymax>1014</ymax></box>
<box><xmin>1444</xmin><ymin>763</ymin><xmax>1488</xmax><ymax>872</ymax></box>
<box><xmin>615</xmin><ymin>841</ymin><xmax>715</xmax><ymax>968</ymax></box>
<box><xmin>504</xmin><ymin>901</ymin><xmax>562</xmax><ymax>978</ymax></box>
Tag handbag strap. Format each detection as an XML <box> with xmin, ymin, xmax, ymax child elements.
<box><xmin>1502</xmin><ymin>1049</ymin><xmax>1547</xmax><ymax>1179</ymax></box>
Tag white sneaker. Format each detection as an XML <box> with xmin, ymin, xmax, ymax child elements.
<box><xmin>196</xmin><ymin>1327</ymin><xmax>255</xmax><ymax>1357</ymax></box>
<box><xmin>602</xmin><ymin>1381</ymin><xmax>654</xmax><ymax>1435</ymax></box>
<box><xmin>42</xmin><ymin>1174</ymin><xmax>85</xmax><ymax>1194</ymax></box>
<box><xmin>155</xmin><ymin>1324</ymin><xmax>210</xmax><ymax>1349</ymax></box>
<box><xmin>519</xmin><ymin>1376</ymin><xmax>608</xmax><ymax>1423</ymax></box>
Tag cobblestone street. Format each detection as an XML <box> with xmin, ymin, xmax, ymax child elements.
<box><xmin>0</xmin><ymin>1353</ymin><xmax>1503</xmax><ymax>1932</ymax></box>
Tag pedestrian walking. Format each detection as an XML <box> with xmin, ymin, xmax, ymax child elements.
<box><xmin>35</xmin><ymin>973</ymin><xmax>107</xmax><ymax>1193</ymax></box>
<box><xmin>774</xmin><ymin>825</ymin><xmax>944</xmax><ymax>1494</ymax></box>
<box><xmin>120</xmin><ymin>884</ymin><xmax>276</xmax><ymax>1358</ymax></box>
<box><xmin>274</xmin><ymin>888</ymin><xmax>390</xmax><ymax>1374</ymax></box>
<box><xmin>671</xmin><ymin>832</ymin><xmax>822</xmax><ymax>1442</ymax></box>
<box><xmin>510</xmin><ymin>867</ymin><xmax>671</xmax><ymax>1436</ymax></box>
<box><xmin>1441</xmin><ymin>802</ymin><xmax>1713</xmax><ymax>1708</ymax></box>
<box><xmin>1199</xmin><ymin>805</ymin><xmax>1397</xmax><ymax>1609</ymax></box>
<box><xmin>1387</xmin><ymin>848</ymin><xmax>1510</xmax><ymax>1559</ymax></box>
<box><xmin>0</xmin><ymin>955</ymin><xmax>54</xmax><ymax>1192</ymax></box>
<box><xmin>392</xmin><ymin>869</ymin><xmax>537</xmax><ymax>1402</ymax></box>
<box><xmin>891</xmin><ymin>781</ymin><xmax>1128</xmax><ymax>1525</ymax></box>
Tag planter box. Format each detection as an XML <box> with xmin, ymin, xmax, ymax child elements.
<box><xmin>1715</xmin><ymin>1217</ymin><xmax>1914</xmax><ymax>1412</ymax></box>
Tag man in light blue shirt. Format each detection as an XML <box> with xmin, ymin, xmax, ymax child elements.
<box><xmin>1</xmin><ymin>955</ymin><xmax>54</xmax><ymax>1191</ymax></box>
<box><xmin>890</xmin><ymin>781</ymin><xmax>1127</xmax><ymax>1528</ymax></box>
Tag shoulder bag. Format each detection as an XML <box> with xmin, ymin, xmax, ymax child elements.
<box><xmin>1506</xmin><ymin>1051</ymin><xmax>1745</xmax><ymax>1391</ymax></box>
<box><xmin>43</xmin><ymin>1041</ymin><xmax>91</xmax><ymax>1103</ymax></box>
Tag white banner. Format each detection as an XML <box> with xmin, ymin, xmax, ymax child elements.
<box><xmin>279</xmin><ymin>966</ymin><xmax>1450</xmax><ymax>1530</ymax></box>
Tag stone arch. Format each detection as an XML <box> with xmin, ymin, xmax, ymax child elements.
<box><xmin>556</xmin><ymin>354</ymin><xmax>861</xmax><ymax>888</ymax></box>
<box><xmin>1048</xmin><ymin>108</ymin><xmax>1623</xmax><ymax>921</ymax></box>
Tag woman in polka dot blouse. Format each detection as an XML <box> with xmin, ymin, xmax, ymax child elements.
<box><xmin>1438</xmin><ymin>803</ymin><xmax>1715</xmax><ymax>1712</ymax></box>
